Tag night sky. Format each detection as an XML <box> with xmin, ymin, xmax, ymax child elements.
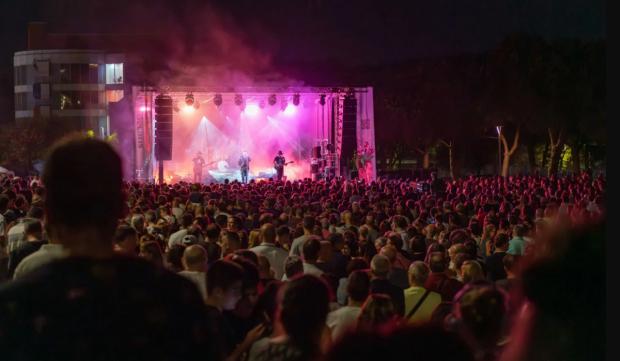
<box><xmin>0</xmin><ymin>0</ymin><xmax>605</xmax><ymax>117</ymax></box>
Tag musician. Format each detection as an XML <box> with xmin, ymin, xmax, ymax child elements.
<box><xmin>192</xmin><ymin>151</ymin><xmax>205</xmax><ymax>183</ymax></box>
<box><xmin>357</xmin><ymin>142</ymin><xmax>374</xmax><ymax>184</ymax></box>
<box><xmin>238</xmin><ymin>151</ymin><xmax>251</xmax><ymax>184</ymax></box>
<box><xmin>273</xmin><ymin>150</ymin><xmax>286</xmax><ymax>181</ymax></box>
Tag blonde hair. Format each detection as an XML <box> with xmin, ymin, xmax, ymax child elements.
<box><xmin>248</xmin><ymin>229</ymin><xmax>261</xmax><ymax>248</ymax></box>
<box><xmin>461</xmin><ymin>260</ymin><xmax>485</xmax><ymax>284</ymax></box>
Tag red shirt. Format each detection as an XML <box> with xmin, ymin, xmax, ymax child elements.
<box><xmin>424</xmin><ymin>272</ymin><xmax>463</xmax><ymax>302</ymax></box>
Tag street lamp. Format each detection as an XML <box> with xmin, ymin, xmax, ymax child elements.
<box><xmin>496</xmin><ymin>126</ymin><xmax>503</xmax><ymax>175</ymax></box>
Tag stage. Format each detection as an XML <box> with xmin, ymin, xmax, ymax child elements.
<box><xmin>130</xmin><ymin>86</ymin><xmax>376</xmax><ymax>183</ymax></box>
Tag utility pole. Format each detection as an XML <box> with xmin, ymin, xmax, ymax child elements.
<box><xmin>496</xmin><ymin>125</ymin><xmax>503</xmax><ymax>175</ymax></box>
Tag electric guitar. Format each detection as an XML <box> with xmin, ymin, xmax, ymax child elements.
<box><xmin>274</xmin><ymin>161</ymin><xmax>294</xmax><ymax>171</ymax></box>
<box><xmin>194</xmin><ymin>159</ymin><xmax>223</xmax><ymax>170</ymax></box>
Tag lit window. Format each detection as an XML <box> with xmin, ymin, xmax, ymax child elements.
<box><xmin>106</xmin><ymin>90</ymin><xmax>124</xmax><ymax>102</ymax></box>
<box><xmin>105</xmin><ymin>63</ymin><xmax>123</xmax><ymax>84</ymax></box>
<box><xmin>60</xmin><ymin>94</ymin><xmax>72</xmax><ymax>110</ymax></box>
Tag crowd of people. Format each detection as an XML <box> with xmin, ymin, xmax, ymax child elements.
<box><xmin>0</xmin><ymin>136</ymin><xmax>606</xmax><ymax>361</ymax></box>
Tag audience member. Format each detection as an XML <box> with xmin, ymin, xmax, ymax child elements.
<box><xmin>404</xmin><ymin>261</ymin><xmax>441</xmax><ymax>325</ymax></box>
<box><xmin>369</xmin><ymin>254</ymin><xmax>405</xmax><ymax>316</ymax></box>
<box><xmin>327</xmin><ymin>270</ymin><xmax>370</xmax><ymax>340</ymax></box>
<box><xmin>179</xmin><ymin>244</ymin><xmax>208</xmax><ymax>300</ymax></box>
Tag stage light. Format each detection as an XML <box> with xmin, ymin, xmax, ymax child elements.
<box><xmin>319</xmin><ymin>94</ymin><xmax>326</xmax><ymax>106</ymax></box>
<box><xmin>283</xmin><ymin>103</ymin><xmax>297</xmax><ymax>116</ymax></box>
<box><xmin>234</xmin><ymin>94</ymin><xmax>243</xmax><ymax>107</ymax></box>
<box><xmin>259</xmin><ymin>99</ymin><xmax>266</xmax><ymax>109</ymax></box>
<box><xmin>245</xmin><ymin>103</ymin><xmax>259</xmax><ymax>116</ymax></box>
<box><xmin>293</xmin><ymin>93</ymin><xmax>300</xmax><ymax>106</ymax></box>
<box><xmin>185</xmin><ymin>93</ymin><xmax>195</xmax><ymax>106</ymax></box>
<box><xmin>268</xmin><ymin>94</ymin><xmax>277</xmax><ymax>106</ymax></box>
<box><xmin>139</xmin><ymin>106</ymin><xmax>151</xmax><ymax>112</ymax></box>
<box><xmin>214</xmin><ymin>94</ymin><xmax>222</xmax><ymax>107</ymax></box>
<box><xmin>182</xmin><ymin>104</ymin><xmax>195</xmax><ymax>114</ymax></box>
<box><xmin>214</xmin><ymin>93</ymin><xmax>222</xmax><ymax>107</ymax></box>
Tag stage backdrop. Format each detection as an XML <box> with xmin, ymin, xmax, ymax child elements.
<box><xmin>131</xmin><ymin>86</ymin><xmax>374</xmax><ymax>183</ymax></box>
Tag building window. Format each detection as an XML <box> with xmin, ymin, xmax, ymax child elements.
<box><xmin>52</xmin><ymin>91</ymin><xmax>102</xmax><ymax>110</ymax></box>
<box><xmin>14</xmin><ymin>66</ymin><xmax>28</xmax><ymax>86</ymax></box>
<box><xmin>106</xmin><ymin>63</ymin><xmax>123</xmax><ymax>84</ymax></box>
<box><xmin>51</xmin><ymin>64</ymin><xmax>71</xmax><ymax>83</ymax></box>
<box><xmin>51</xmin><ymin>64</ymin><xmax>100</xmax><ymax>84</ymax></box>
<box><xmin>89</xmin><ymin>64</ymin><xmax>100</xmax><ymax>83</ymax></box>
<box><xmin>14</xmin><ymin>92</ymin><xmax>28</xmax><ymax>111</ymax></box>
<box><xmin>106</xmin><ymin>89</ymin><xmax>124</xmax><ymax>102</ymax></box>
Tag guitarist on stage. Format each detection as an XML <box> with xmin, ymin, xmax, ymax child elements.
<box><xmin>273</xmin><ymin>150</ymin><xmax>287</xmax><ymax>181</ymax></box>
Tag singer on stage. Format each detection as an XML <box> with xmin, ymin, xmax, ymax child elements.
<box><xmin>238</xmin><ymin>151</ymin><xmax>251</xmax><ymax>184</ymax></box>
<box><xmin>192</xmin><ymin>151</ymin><xmax>205</xmax><ymax>183</ymax></box>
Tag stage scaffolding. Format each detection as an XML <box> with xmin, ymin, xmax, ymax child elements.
<box><xmin>129</xmin><ymin>86</ymin><xmax>375</xmax><ymax>183</ymax></box>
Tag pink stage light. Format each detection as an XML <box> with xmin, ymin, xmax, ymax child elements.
<box><xmin>139</xmin><ymin>106</ymin><xmax>151</xmax><ymax>112</ymax></box>
<box><xmin>283</xmin><ymin>103</ymin><xmax>297</xmax><ymax>116</ymax></box>
<box><xmin>182</xmin><ymin>105</ymin><xmax>195</xmax><ymax>114</ymax></box>
<box><xmin>245</xmin><ymin>103</ymin><xmax>260</xmax><ymax>117</ymax></box>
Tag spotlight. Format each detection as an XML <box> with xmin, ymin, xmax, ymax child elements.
<box><xmin>214</xmin><ymin>93</ymin><xmax>222</xmax><ymax>107</ymax></box>
<box><xmin>268</xmin><ymin>94</ymin><xmax>277</xmax><ymax>106</ymax></box>
<box><xmin>293</xmin><ymin>93</ymin><xmax>300</xmax><ymax>106</ymax></box>
<box><xmin>283</xmin><ymin>103</ymin><xmax>297</xmax><ymax>116</ymax></box>
<box><xmin>319</xmin><ymin>94</ymin><xmax>326</xmax><ymax>106</ymax></box>
<box><xmin>245</xmin><ymin>103</ymin><xmax>259</xmax><ymax>116</ymax></box>
<box><xmin>234</xmin><ymin>94</ymin><xmax>243</xmax><ymax>107</ymax></box>
<box><xmin>185</xmin><ymin>93</ymin><xmax>195</xmax><ymax>106</ymax></box>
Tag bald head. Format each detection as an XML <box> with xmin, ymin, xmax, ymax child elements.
<box><xmin>379</xmin><ymin>245</ymin><xmax>397</xmax><ymax>264</ymax></box>
<box><xmin>370</xmin><ymin>254</ymin><xmax>391</xmax><ymax>278</ymax></box>
<box><xmin>260</xmin><ymin>223</ymin><xmax>276</xmax><ymax>244</ymax></box>
<box><xmin>182</xmin><ymin>245</ymin><xmax>208</xmax><ymax>272</ymax></box>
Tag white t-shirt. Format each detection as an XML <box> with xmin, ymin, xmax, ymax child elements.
<box><xmin>247</xmin><ymin>337</ymin><xmax>270</xmax><ymax>361</ymax></box>
<box><xmin>168</xmin><ymin>229</ymin><xmax>188</xmax><ymax>249</ymax></box>
<box><xmin>336</xmin><ymin>278</ymin><xmax>348</xmax><ymax>306</ymax></box>
<box><xmin>289</xmin><ymin>235</ymin><xmax>310</xmax><ymax>257</ymax></box>
<box><xmin>0</xmin><ymin>213</ymin><xmax>5</xmax><ymax>236</ymax></box>
<box><xmin>13</xmin><ymin>244</ymin><xmax>67</xmax><ymax>280</ymax></box>
<box><xmin>0</xmin><ymin>213</ymin><xmax>6</xmax><ymax>258</ymax></box>
<box><xmin>302</xmin><ymin>262</ymin><xmax>324</xmax><ymax>277</ymax></box>
<box><xmin>250</xmin><ymin>243</ymin><xmax>288</xmax><ymax>280</ymax></box>
<box><xmin>326</xmin><ymin>306</ymin><xmax>361</xmax><ymax>340</ymax></box>
<box><xmin>7</xmin><ymin>221</ymin><xmax>28</xmax><ymax>253</ymax></box>
<box><xmin>171</xmin><ymin>207</ymin><xmax>184</xmax><ymax>223</ymax></box>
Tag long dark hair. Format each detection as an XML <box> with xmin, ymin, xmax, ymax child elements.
<box><xmin>278</xmin><ymin>275</ymin><xmax>330</xmax><ymax>358</ymax></box>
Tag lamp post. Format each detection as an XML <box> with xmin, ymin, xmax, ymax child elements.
<box><xmin>496</xmin><ymin>126</ymin><xmax>503</xmax><ymax>176</ymax></box>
